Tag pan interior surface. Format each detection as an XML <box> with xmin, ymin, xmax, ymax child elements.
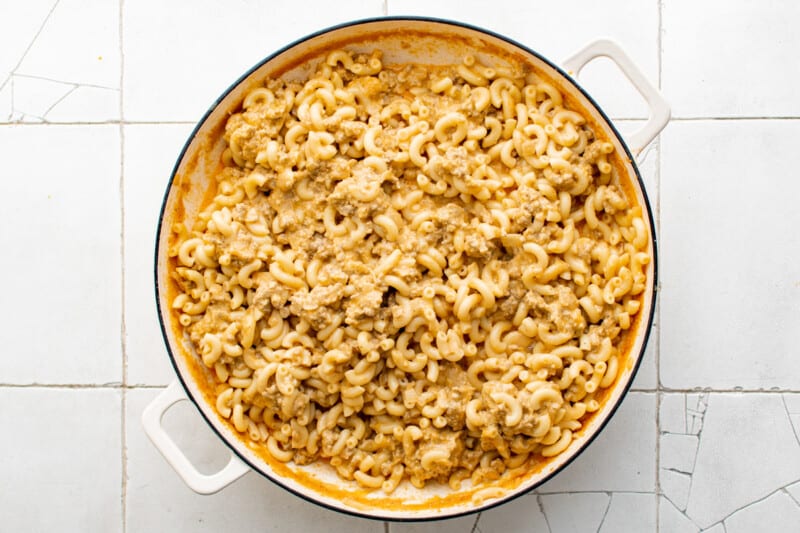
<box><xmin>155</xmin><ymin>18</ymin><xmax>657</xmax><ymax>521</ymax></box>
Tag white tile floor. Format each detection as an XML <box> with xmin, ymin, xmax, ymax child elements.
<box><xmin>0</xmin><ymin>125</ymin><xmax>122</xmax><ymax>384</ymax></box>
<box><xmin>1</xmin><ymin>1</ymin><xmax>799</xmax><ymax>532</ymax></box>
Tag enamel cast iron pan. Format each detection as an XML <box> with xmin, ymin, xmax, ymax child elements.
<box><xmin>142</xmin><ymin>17</ymin><xmax>669</xmax><ymax>522</ymax></box>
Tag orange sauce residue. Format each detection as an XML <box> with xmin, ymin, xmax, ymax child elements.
<box><xmin>158</xmin><ymin>23</ymin><xmax>654</xmax><ymax>514</ymax></box>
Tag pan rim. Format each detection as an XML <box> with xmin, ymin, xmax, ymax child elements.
<box><xmin>153</xmin><ymin>15</ymin><xmax>659</xmax><ymax>522</ymax></box>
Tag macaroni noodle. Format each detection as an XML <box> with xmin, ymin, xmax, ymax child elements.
<box><xmin>169</xmin><ymin>49</ymin><xmax>650</xmax><ymax>494</ymax></box>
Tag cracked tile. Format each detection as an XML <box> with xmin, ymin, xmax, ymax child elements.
<box><xmin>786</xmin><ymin>413</ymin><xmax>800</xmax><ymax>445</ymax></box>
<box><xmin>687</xmin><ymin>394</ymin><xmax>709</xmax><ymax>415</ymax></box>
<box><xmin>127</xmin><ymin>389</ymin><xmax>382</xmax><ymax>533</ymax></box>
<box><xmin>659</xmin><ymin>496</ymin><xmax>700</xmax><ymax>533</ymax></box>
<box><xmin>123</xmin><ymin>0</ymin><xmax>384</xmax><ymax>122</ymax></box>
<box><xmin>6</xmin><ymin>0</ymin><xmax>120</xmax><ymax>122</ymax></box>
<box><xmin>783</xmin><ymin>394</ymin><xmax>800</xmax><ymax>446</ymax></box>
<box><xmin>661</xmin><ymin>469</ymin><xmax>692</xmax><ymax>511</ymax></box>
<box><xmin>387</xmin><ymin>0</ymin><xmax>658</xmax><ymax>120</ymax></box>
<box><xmin>6</xmin><ymin>74</ymin><xmax>75</xmax><ymax>122</ymax></box>
<box><xmin>685</xmin><ymin>394</ymin><xmax>709</xmax><ymax>436</ymax></box>
<box><xmin>701</xmin><ymin>525</ymin><xmax>725</xmax><ymax>533</ymax></box>
<box><xmin>783</xmin><ymin>394</ymin><xmax>800</xmax><ymax>414</ymax></box>
<box><xmin>661</xmin><ymin>394</ymin><xmax>688</xmax><ymax>435</ymax></box>
<box><xmin>43</xmin><ymin>84</ymin><xmax>118</xmax><ymax>122</ymax></box>
<box><xmin>683</xmin><ymin>395</ymin><xmax>800</xmax><ymax>528</ymax></box>
<box><xmin>537</xmin><ymin>393</ymin><xmax>656</xmax><ymax>493</ymax></box>
<box><xmin>123</xmin><ymin>123</ymin><xmax>196</xmax><ymax>385</ymax></box>
<box><xmin>390</xmin><ymin>514</ymin><xmax>476</xmax><ymax>533</ymax></box>
<box><xmin>0</xmin><ymin>0</ymin><xmax>57</xmax><ymax>80</ymax></box>
<box><xmin>0</xmin><ymin>82</ymin><xmax>13</xmax><ymax>121</ymax></box>
<box><xmin>477</xmin><ymin>493</ymin><xmax>549</xmax><ymax>533</ymax></box>
<box><xmin>786</xmin><ymin>481</ymin><xmax>800</xmax><ymax>505</ymax></box>
<box><xmin>6</xmin><ymin>77</ymin><xmax>119</xmax><ymax>123</ymax></box>
<box><xmin>661</xmin><ymin>433</ymin><xmax>699</xmax><ymax>474</ymax></box>
<box><xmin>15</xmin><ymin>0</ymin><xmax>119</xmax><ymax>89</ymax></box>
<box><xmin>0</xmin><ymin>125</ymin><xmax>121</xmax><ymax>384</ymax></box>
<box><xmin>598</xmin><ymin>493</ymin><xmax>656</xmax><ymax>533</ymax></box>
<box><xmin>686</xmin><ymin>414</ymin><xmax>704</xmax><ymax>436</ymax></box>
<box><xmin>724</xmin><ymin>490</ymin><xmax>800</xmax><ymax>533</ymax></box>
<box><xmin>661</xmin><ymin>121</ymin><xmax>800</xmax><ymax>389</ymax></box>
<box><xmin>539</xmin><ymin>493</ymin><xmax>610</xmax><ymax>533</ymax></box>
<box><xmin>656</xmin><ymin>391</ymin><xmax>709</xmax><ymax>438</ymax></box>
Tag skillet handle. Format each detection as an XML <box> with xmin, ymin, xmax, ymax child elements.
<box><xmin>141</xmin><ymin>380</ymin><xmax>250</xmax><ymax>494</ymax></box>
<box><xmin>562</xmin><ymin>39</ymin><xmax>670</xmax><ymax>155</ymax></box>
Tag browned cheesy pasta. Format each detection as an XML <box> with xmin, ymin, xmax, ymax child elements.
<box><xmin>169</xmin><ymin>48</ymin><xmax>650</xmax><ymax>494</ymax></box>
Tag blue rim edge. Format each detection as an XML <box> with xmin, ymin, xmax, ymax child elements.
<box><xmin>153</xmin><ymin>15</ymin><xmax>660</xmax><ymax>523</ymax></box>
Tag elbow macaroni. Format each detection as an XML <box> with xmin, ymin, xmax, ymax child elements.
<box><xmin>169</xmin><ymin>49</ymin><xmax>650</xmax><ymax>495</ymax></box>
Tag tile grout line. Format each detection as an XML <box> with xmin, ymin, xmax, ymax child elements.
<box><xmin>382</xmin><ymin>0</ymin><xmax>388</xmax><ymax>16</ymax></box>
<box><xmin>0</xmin><ymin>9</ymin><xmax>794</xmax><ymax>532</ymax></box>
<box><xmin>655</xmin><ymin>0</ymin><xmax>664</xmax><ymax>529</ymax></box>
<box><xmin>470</xmin><ymin>512</ymin><xmax>482</xmax><ymax>533</ymax></box>
<box><xmin>657</xmin><ymin>0</ymin><xmax>663</xmax><ymax>89</ymax></box>
<box><xmin>119</xmin><ymin>1</ymin><xmax>128</xmax><ymax>531</ymax></box>
<box><xmin>0</xmin><ymin>0</ymin><xmax>61</xmax><ymax>94</ymax></box>
<box><xmin>595</xmin><ymin>493</ymin><xmax>613</xmax><ymax>533</ymax></box>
